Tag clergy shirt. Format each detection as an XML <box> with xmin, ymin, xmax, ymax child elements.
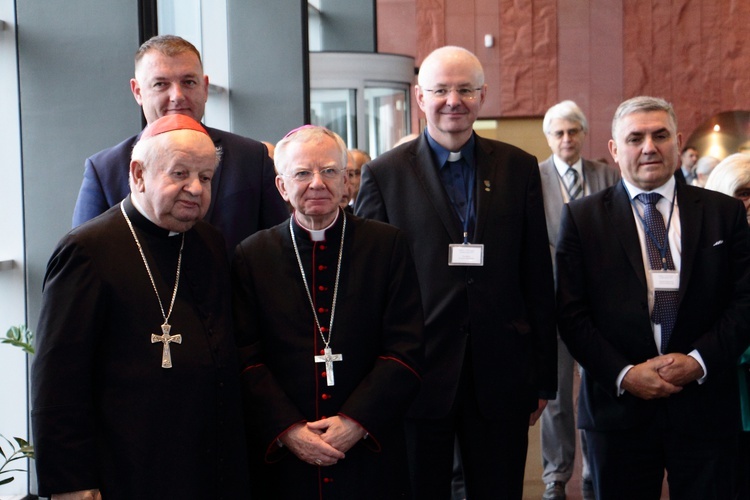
<box><xmin>616</xmin><ymin>177</ymin><xmax>706</xmax><ymax>393</ymax></box>
<box><xmin>553</xmin><ymin>155</ymin><xmax>586</xmax><ymax>201</ymax></box>
<box><xmin>425</xmin><ymin>130</ymin><xmax>477</xmax><ymax>241</ymax></box>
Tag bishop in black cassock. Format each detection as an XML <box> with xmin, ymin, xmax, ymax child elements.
<box><xmin>31</xmin><ymin>116</ymin><xmax>250</xmax><ymax>500</ymax></box>
<box><xmin>232</xmin><ymin>126</ymin><xmax>423</xmax><ymax>499</ymax></box>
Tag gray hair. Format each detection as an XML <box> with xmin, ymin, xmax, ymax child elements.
<box><xmin>611</xmin><ymin>96</ymin><xmax>677</xmax><ymax>138</ymax></box>
<box><xmin>543</xmin><ymin>100</ymin><xmax>588</xmax><ymax>134</ymax></box>
<box><xmin>704</xmin><ymin>153</ymin><xmax>750</xmax><ymax>197</ymax></box>
<box><xmin>274</xmin><ymin>126</ymin><xmax>348</xmax><ymax>175</ymax></box>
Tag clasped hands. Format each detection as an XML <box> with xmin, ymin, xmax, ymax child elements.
<box><xmin>279</xmin><ymin>415</ymin><xmax>367</xmax><ymax>467</ymax></box>
<box><xmin>621</xmin><ymin>352</ymin><xmax>704</xmax><ymax>400</ymax></box>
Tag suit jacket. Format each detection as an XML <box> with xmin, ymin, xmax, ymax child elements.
<box><xmin>355</xmin><ymin>133</ymin><xmax>556</xmax><ymax>420</ymax></box>
<box><xmin>72</xmin><ymin>126</ymin><xmax>289</xmax><ymax>255</ymax></box>
<box><xmin>556</xmin><ymin>181</ymin><xmax>750</xmax><ymax>436</ymax></box>
<box><xmin>538</xmin><ymin>155</ymin><xmax>620</xmax><ymax>276</ymax></box>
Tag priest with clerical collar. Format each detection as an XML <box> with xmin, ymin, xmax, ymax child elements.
<box><xmin>232</xmin><ymin>125</ymin><xmax>424</xmax><ymax>499</ymax></box>
<box><xmin>32</xmin><ymin>115</ymin><xmax>250</xmax><ymax>500</ymax></box>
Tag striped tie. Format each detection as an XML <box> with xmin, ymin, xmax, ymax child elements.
<box><xmin>564</xmin><ymin>167</ymin><xmax>582</xmax><ymax>200</ymax></box>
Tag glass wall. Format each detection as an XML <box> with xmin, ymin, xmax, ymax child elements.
<box><xmin>309</xmin><ymin>52</ymin><xmax>414</xmax><ymax>158</ymax></box>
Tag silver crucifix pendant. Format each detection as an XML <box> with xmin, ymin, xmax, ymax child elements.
<box><xmin>151</xmin><ymin>323</ymin><xmax>182</xmax><ymax>368</ymax></box>
<box><xmin>314</xmin><ymin>346</ymin><xmax>343</xmax><ymax>386</ymax></box>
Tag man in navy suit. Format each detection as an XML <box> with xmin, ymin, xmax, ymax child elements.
<box><xmin>538</xmin><ymin>100</ymin><xmax>620</xmax><ymax>500</ymax></box>
<box><xmin>355</xmin><ymin>46</ymin><xmax>556</xmax><ymax>499</ymax></box>
<box><xmin>72</xmin><ymin>35</ymin><xmax>288</xmax><ymax>255</ymax></box>
<box><xmin>557</xmin><ymin>96</ymin><xmax>750</xmax><ymax>499</ymax></box>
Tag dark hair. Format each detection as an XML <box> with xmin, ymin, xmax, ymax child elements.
<box><xmin>135</xmin><ymin>35</ymin><xmax>202</xmax><ymax>69</ymax></box>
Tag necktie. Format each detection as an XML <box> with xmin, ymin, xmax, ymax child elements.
<box><xmin>564</xmin><ymin>167</ymin><xmax>583</xmax><ymax>200</ymax></box>
<box><xmin>637</xmin><ymin>192</ymin><xmax>679</xmax><ymax>353</ymax></box>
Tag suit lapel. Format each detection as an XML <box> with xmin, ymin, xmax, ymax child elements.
<box><xmin>411</xmin><ymin>136</ymin><xmax>463</xmax><ymax>241</ymax></box>
<box><xmin>606</xmin><ymin>182</ymin><xmax>648</xmax><ymax>287</ymax></box>
<box><xmin>539</xmin><ymin>157</ymin><xmax>564</xmax><ymax>243</ymax></box>
<box><xmin>675</xmin><ymin>184</ymin><xmax>701</xmax><ymax>305</ymax></box>
<box><xmin>473</xmin><ymin>137</ymin><xmax>497</xmax><ymax>243</ymax></box>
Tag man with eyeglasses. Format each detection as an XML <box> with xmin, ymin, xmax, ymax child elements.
<box><xmin>538</xmin><ymin>100</ymin><xmax>620</xmax><ymax>500</ymax></box>
<box><xmin>232</xmin><ymin>125</ymin><xmax>424</xmax><ymax>499</ymax></box>
<box><xmin>355</xmin><ymin>46</ymin><xmax>556</xmax><ymax>499</ymax></box>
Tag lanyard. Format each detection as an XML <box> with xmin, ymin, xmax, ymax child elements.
<box><xmin>626</xmin><ymin>181</ymin><xmax>677</xmax><ymax>270</ymax></box>
<box><xmin>462</xmin><ymin>168</ymin><xmax>476</xmax><ymax>244</ymax></box>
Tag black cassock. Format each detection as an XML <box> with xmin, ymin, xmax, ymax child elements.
<box><xmin>232</xmin><ymin>211</ymin><xmax>424</xmax><ymax>499</ymax></box>
<box><xmin>31</xmin><ymin>197</ymin><xmax>250</xmax><ymax>499</ymax></box>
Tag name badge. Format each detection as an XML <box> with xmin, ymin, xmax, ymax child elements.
<box><xmin>651</xmin><ymin>270</ymin><xmax>679</xmax><ymax>290</ymax></box>
<box><xmin>449</xmin><ymin>244</ymin><xmax>484</xmax><ymax>266</ymax></box>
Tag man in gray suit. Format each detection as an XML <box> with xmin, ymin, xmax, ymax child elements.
<box><xmin>538</xmin><ymin>100</ymin><xmax>620</xmax><ymax>500</ymax></box>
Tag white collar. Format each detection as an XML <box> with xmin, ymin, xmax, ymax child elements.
<box><xmin>553</xmin><ymin>155</ymin><xmax>583</xmax><ymax>178</ymax></box>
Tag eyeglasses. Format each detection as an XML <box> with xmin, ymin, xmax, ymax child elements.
<box><xmin>421</xmin><ymin>87</ymin><xmax>483</xmax><ymax>100</ymax></box>
<box><xmin>548</xmin><ymin>128</ymin><xmax>583</xmax><ymax>140</ymax></box>
<box><xmin>283</xmin><ymin>168</ymin><xmax>344</xmax><ymax>183</ymax></box>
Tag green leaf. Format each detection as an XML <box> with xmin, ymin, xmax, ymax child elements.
<box><xmin>0</xmin><ymin>476</ymin><xmax>14</xmax><ymax>485</ymax></box>
<box><xmin>2</xmin><ymin>325</ymin><xmax>34</xmax><ymax>355</ymax></box>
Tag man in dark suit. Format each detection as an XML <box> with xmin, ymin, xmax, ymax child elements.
<box><xmin>355</xmin><ymin>45</ymin><xmax>556</xmax><ymax>499</ymax></box>
<box><xmin>72</xmin><ymin>35</ymin><xmax>288</xmax><ymax>255</ymax></box>
<box><xmin>556</xmin><ymin>96</ymin><xmax>750</xmax><ymax>499</ymax></box>
<box><xmin>538</xmin><ymin>100</ymin><xmax>620</xmax><ymax>500</ymax></box>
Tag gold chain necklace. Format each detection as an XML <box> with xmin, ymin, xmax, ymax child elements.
<box><xmin>120</xmin><ymin>202</ymin><xmax>184</xmax><ymax>368</ymax></box>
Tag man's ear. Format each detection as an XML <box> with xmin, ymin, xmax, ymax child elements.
<box><xmin>275</xmin><ymin>175</ymin><xmax>290</xmax><ymax>202</ymax></box>
<box><xmin>608</xmin><ymin>139</ymin><xmax>618</xmax><ymax>164</ymax></box>
<box><xmin>131</xmin><ymin>160</ymin><xmax>146</xmax><ymax>193</ymax></box>
<box><xmin>130</xmin><ymin>78</ymin><xmax>143</xmax><ymax>106</ymax></box>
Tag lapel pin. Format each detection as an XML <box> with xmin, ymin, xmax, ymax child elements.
<box><xmin>484</xmin><ymin>180</ymin><xmax>491</xmax><ymax>192</ymax></box>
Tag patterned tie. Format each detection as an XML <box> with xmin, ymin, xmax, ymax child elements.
<box><xmin>637</xmin><ymin>192</ymin><xmax>679</xmax><ymax>353</ymax></box>
<box><xmin>564</xmin><ymin>167</ymin><xmax>583</xmax><ymax>200</ymax></box>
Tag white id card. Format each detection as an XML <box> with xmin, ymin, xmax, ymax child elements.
<box><xmin>651</xmin><ymin>270</ymin><xmax>679</xmax><ymax>290</ymax></box>
<box><xmin>449</xmin><ymin>244</ymin><xmax>484</xmax><ymax>266</ymax></box>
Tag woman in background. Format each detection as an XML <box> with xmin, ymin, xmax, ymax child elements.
<box><xmin>704</xmin><ymin>152</ymin><xmax>750</xmax><ymax>500</ymax></box>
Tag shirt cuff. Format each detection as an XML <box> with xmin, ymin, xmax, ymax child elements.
<box><xmin>688</xmin><ymin>349</ymin><xmax>707</xmax><ymax>384</ymax></box>
<box><xmin>616</xmin><ymin>364</ymin><xmax>635</xmax><ymax>395</ymax></box>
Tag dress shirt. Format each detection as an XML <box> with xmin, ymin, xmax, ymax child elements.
<box><xmin>616</xmin><ymin>177</ymin><xmax>706</xmax><ymax>392</ymax></box>
<box><xmin>553</xmin><ymin>156</ymin><xmax>586</xmax><ymax>201</ymax></box>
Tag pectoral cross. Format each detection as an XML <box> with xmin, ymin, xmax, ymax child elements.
<box><xmin>314</xmin><ymin>347</ymin><xmax>343</xmax><ymax>386</ymax></box>
<box><xmin>151</xmin><ymin>323</ymin><xmax>182</xmax><ymax>368</ymax></box>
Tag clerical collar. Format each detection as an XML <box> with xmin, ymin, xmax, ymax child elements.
<box><xmin>124</xmin><ymin>195</ymin><xmax>178</xmax><ymax>237</ymax></box>
<box><xmin>424</xmin><ymin>129</ymin><xmax>476</xmax><ymax>169</ymax></box>
<box><xmin>293</xmin><ymin>210</ymin><xmax>340</xmax><ymax>241</ymax></box>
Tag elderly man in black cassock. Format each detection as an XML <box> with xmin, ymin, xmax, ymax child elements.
<box><xmin>31</xmin><ymin>114</ymin><xmax>250</xmax><ymax>500</ymax></box>
<box><xmin>232</xmin><ymin>125</ymin><xmax>424</xmax><ymax>499</ymax></box>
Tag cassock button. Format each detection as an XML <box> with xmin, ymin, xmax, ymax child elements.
<box><xmin>318</xmin><ymin>265</ymin><xmax>327</xmax><ymax>271</ymax></box>
<box><xmin>321</xmin><ymin>371</ymin><xmax>327</xmax><ymax>378</ymax></box>
<box><xmin>318</xmin><ymin>307</ymin><xmax>326</xmax><ymax>313</ymax></box>
<box><xmin>320</xmin><ymin>326</ymin><xmax>327</xmax><ymax>332</ymax></box>
<box><xmin>324</xmin><ymin>477</ymin><xmax>333</xmax><ymax>483</ymax></box>
<box><xmin>322</xmin><ymin>393</ymin><xmax>330</xmax><ymax>400</ymax></box>
<box><xmin>318</xmin><ymin>285</ymin><xmax>327</xmax><ymax>291</ymax></box>
<box><xmin>320</xmin><ymin>245</ymin><xmax>326</xmax><ymax>250</ymax></box>
<box><xmin>320</xmin><ymin>349</ymin><xmax>326</xmax><ymax>355</ymax></box>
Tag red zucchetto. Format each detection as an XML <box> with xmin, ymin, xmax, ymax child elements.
<box><xmin>138</xmin><ymin>114</ymin><xmax>209</xmax><ymax>142</ymax></box>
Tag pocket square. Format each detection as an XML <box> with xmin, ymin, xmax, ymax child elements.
<box><xmin>713</xmin><ymin>240</ymin><xmax>724</xmax><ymax>247</ymax></box>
